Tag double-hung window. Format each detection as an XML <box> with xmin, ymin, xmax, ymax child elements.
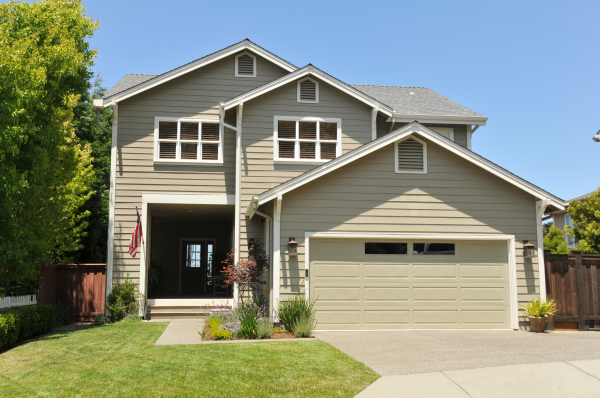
<box><xmin>154</xmin><ymin>118</ymin><xmax>221</xmax><ymax>164</ymax></box>
<box><xmin>274</xmin><ymin>116</ymin><xmax>341</xmax><ymax>162</ymax></box>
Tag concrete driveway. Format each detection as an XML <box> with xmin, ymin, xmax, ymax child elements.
<box><xmin>314</xmin><ymin>330</ymin><xmax>600</xmax><ymax>397</ymax></box>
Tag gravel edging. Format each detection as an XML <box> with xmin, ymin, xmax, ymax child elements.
<box><xmin>201</xmin><ymin>337</ymin><xmax>316</xmax><ymax>344</ymax></box>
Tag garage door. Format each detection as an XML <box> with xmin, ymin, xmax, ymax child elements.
<box><xmin>309</xmin><ymin>238</ymin><xmax>512</xmax><ymax>330</ymax></box>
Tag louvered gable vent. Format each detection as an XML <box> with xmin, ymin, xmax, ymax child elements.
<box><xmin>297</xmin><ymin>78</ymin><xmax>319</xmax><ymax>103</ymax></box>
<box><xmin>236</xmin><ymin>53</ymin><xmax>255</xmax><ymax>77</ymax></box>
<box><xmin>396</xmin><ymin>137</ymin><xmax>427</xmax><ymax>173</ymax></box>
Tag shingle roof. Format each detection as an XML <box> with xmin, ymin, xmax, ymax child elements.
<box><xmin>569</xmin><ymin>190</ymin><xmax>597</xmax><ymax>203</ymax></box>
<box><xmin>349</xmin><ymin>85</ymin><xmax>483</xmax><ymax>117</ymax></box>
<box><xmin>103</xmin><ymin>74</ymin><xmax>157</xmax><ymax>99</ymax></box>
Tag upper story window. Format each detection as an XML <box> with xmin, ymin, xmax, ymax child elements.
<box><xmin>297</xmin><ymin>77</ymin><xmax>319</xmax><ymax>103</ymax></box>
<box><xmin>395</xmin><ymin>136</ymin><xmax>427</xmax><ymax>174</ymax></box>
<box><xmin>565</xmin><ymin>215</ymin><xmax>576</xmax><ymax>247</ymax></box>
<box><xmin>430</xmin><ymin>127</ymin><xmax>454</xmax><ymax>141</ymax></box>
<box><xmin>274</xmin><ymin>116</ymin><xmax>341</xmax><ymax>163</ymax></box>
<box><xmin>154</xmin><ymin>118</ymin><xmax>222</xmax><ymax>164</ymax></box>
<box><xmin>235</xmin><ymin>52</ymin><xmax>256</xmax><ymax>77</ymax></box>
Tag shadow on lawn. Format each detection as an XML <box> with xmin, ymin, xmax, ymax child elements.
<box><xmin>1</xmin><ymin>325</ymin><xmax>94</xmax><ymax>355</ymax></box>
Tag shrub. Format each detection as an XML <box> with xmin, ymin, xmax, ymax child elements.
<box><xmin>292</xmin><ymin>314</ymin><xmax>314</xmax><ymax>338</ymax></box>
<box><xmin>52</xmin><ymin>305</ymin><xmax>72</xmax><ymax>328</ymax></box>
<box><xmin>107</xmin><ymin>274</ymin><xmax>139</xmax><ymax>321</ymax></box>
<box><xmin>276</xmin><ymin>293</ymin><xmax>317</xmax><ymax>332</ymax></box>
<box><xmin>212</xmin><ymin>329</ymin><xmax>232</xmax><ymax>340</ymax></box>
<box><xmin>543</xmin><ymin>226</ymin><xmax>571</xmax><ymax>254</ymax></box>
<box><xmin>206</xmin><ymin>317</ymin><xmax>223</xmax><ymax>331</ymax></box>
<box><xmin>0</xmin><ymin>305</ymin><xmax>62</xmax><ymax>351</ymax></box>
<box><xmin>521</xmin><ymin>299</ymin><xmax>558</xmax><ymax>319</ymax></box>
<box><xmin>121</xmin><ymin>314</ymin><xmax>140</xmax><ymax>323</ymax></box>
<box><xmin>256</xmin><ymin>318</ymin><xmax>274</xmax><ymax>339</ymax></box>
<box><xmin>93</xmin><ymin>314</ymin><xmax>111</xmax><ymax>326</ymax></box>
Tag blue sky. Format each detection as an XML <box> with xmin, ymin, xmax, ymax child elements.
<box><xmin>84</xmin><ymin>0</ymin><xmax>599</xmax><ymax>201</ymax></box>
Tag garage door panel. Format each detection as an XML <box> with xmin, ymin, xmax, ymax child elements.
<box><xmin>364</xmin><ymin>264</ymin><xmax>408</xmax><ymax>278</ymax></box>
<box><xmin>364</xmin><ymin>287</ymin><xmax>409</xmax><ymax>302</ymax></box>
<box><xmin>413</xmin><ymin>310</ymin><xmax>458</xmax><ymax>324</ymax></box>
<box><xmin>365</xmin><ymin>310</ymin><xmax>409</xmax><ymax>324</ymax></box>
<box><xmin>413</xmin><ymin>264</ymin><xmax>457</xmax><ymax>278</ymax></box>
<box><xmin>310</xmin><ymin>239</ymin><xmax>511</xmax><ymax>330</ymax></box>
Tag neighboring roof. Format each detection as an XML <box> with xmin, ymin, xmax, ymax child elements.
<box><xmin>350</xmin><ymin>85</ymin><xmax>483</xmax><ymax>118</ymax></box>
<box><xmin>103</xmin><ymin>74</ymin><xmax>157</xmax><ymax>98</ymax></box>
<box><xmin>246</xmin><ymin>122</ymin><xmax>567</xmax><ymax>217</ymax></box>
<box><xmin>593</xmin><ymin>129</ymin><xmax>600</xmax><ymax>142</ymax></box>
<box><xmin>100</xmin><ymin>39</ymin><xmax>298</xmax><ymax>105</ymax></box>
<box><xmin>570</xmin><ymin>190</ymin><xmax>597</xmax><ymax>203</ymax></box>
<box><xmin>223</xmin><ymin>65</ymin><xmax>394</xmax><ymax>116</ymax></box>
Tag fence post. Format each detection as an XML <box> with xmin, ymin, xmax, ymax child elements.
<box><xmin>573</xmin><ymin>250</ymin><xmax>586</xmax><ymax>331</ymax></box>
<box><xmin>544</xmin><ymin>250</ymin><xmax>554</xmax><ymax>330</ymax></box>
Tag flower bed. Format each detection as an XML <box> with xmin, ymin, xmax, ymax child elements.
<box><xmin>201</xmin><ymin>296</ymin><xmax>316</xmax><ymax>341</ymax></box>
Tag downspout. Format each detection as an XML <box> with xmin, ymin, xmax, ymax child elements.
<box><xmin>251</xmin><ymin>199</ymin><xmax>273</xmax><ymax>315</ymax></box>
<box><xmin>388</xmin><ymin>114</ymin><xmax>395</xmax><ymax>134</ymax></box>
<box><xmin>96</xmin><ymin>109</ymin><xmax>110</xmax><ymax>134</ymax></box>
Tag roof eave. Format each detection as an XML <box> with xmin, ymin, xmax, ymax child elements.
<box><xmin>223</xmin><ymin>66</ymin><xmax>394</xmax><ymax>116</ymax></box>
<box><xmin>392</xmin><ymin>113</ymin><xmax>488</xmax><ymax>125</ymax></box>
<box><xmin>100</xmin><ymin>40</ymin><xmax>298</xmax><ymax>106</ymax></box>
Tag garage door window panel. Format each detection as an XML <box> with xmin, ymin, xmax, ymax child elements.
<box><xmin>365</xmin><ymin>242</ymin><xmax>408</xmax><ymax>254</ymax></box>
<box><xmin>413</xmin><ymin>243</ymin><xmax>456</xmax><ymax>255</ymax></box>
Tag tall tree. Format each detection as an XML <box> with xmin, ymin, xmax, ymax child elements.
<box><xmin>542</xmin><ymin>221</ymin><xmax>554</xmax><ymax>238</ymax></box>
<box><xmin>0</xmin><ymin>0</ymin><xmax>98</xmax><ymax>294</ymax></box>
<box><xmin>543</xmin><ymin>226</ymin><xmax>570</xmax><ymax>254</ymax></box>
<box><xmin>565</xmin><ymin>188</ymin><xmax>600</xmax><ymax>254</ymax></box>
<box><xmin>71</xmin><ymin>75</ymin><xmax>112</xmax><ymax>263</ymax></box>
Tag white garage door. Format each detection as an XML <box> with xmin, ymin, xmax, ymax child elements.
<box><xmin>309</xmin><ymin>238</ymin><xmax>512</xmax><ymax>330</ymax></box>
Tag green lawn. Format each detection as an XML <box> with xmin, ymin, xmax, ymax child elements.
<box><xmin>0</xmin><ymin>322</ymin><xmax>377</xmax><ymax>397</ymax></box>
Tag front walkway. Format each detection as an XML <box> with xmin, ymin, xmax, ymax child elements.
<box><xmin>154</xmin><ymin>319</ymin><xmax>205</xmax><ymax>345</ymax></box>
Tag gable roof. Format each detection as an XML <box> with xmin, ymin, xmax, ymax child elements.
<box><xmin>246</xmin><ymin>122</ymin><xmax>567</xmax><ymax>217</ymax></box>
<box><xmin>103</xmin><ymin>74</ymin><xmax>157</xmax><ymax>98</ymax></box>
<box><xmin>351</xmin><ymin>85</ymin><xmax>486</xmax><ymax>123</ymax></box>
<box><xmin>100</xmin><ymin>39</ymin><xmax>297</xmax><ymax>105</ymax></box>
<box><xmin>223</xmin><ymin>65</ymin><xmax>395</xmax><ymax>116</ymax></box>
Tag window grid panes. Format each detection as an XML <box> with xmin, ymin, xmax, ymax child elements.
<box><xmin>158</xmin><ymin>120</ymin><xmax>220</xmax><ymax>162</ymax></box>
<box><xmin>276</xmin><ymin>119</ymin><xmax>339</xmax><ymax>161</ymax></box>
<box><xmin>185</xmin><ymin>243</ymin><xmax>202</xmax><ymax>268</ymax></box>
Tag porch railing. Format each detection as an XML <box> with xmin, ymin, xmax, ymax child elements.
<box><xmin>0</xmin><ymin>294</ymin><xmax>37</xmax><ymax>309</ymax></box>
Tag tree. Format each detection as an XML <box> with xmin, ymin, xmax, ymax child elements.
<box><xmin>221</xmin><ymin>241</ymin><xmax>269</xmax><ymax>302</ymax></box>
<box><xmin>543</xmin><ymin>226</ymin><xmax>571</xmax><ymax>254</ymax></box>
<box><xmin>542</xmin><ymin>221</ymin><xmax>554</xmax><ymax>238</ymax></box>
<box><xmin>0</xmin><ymin>0</ymin><xmax>98</xmax><ymax>295</ymax></box>
<box><xmin>565</xmin><ymin>188</ymin><xmax>600</xmax><ymax>254</ymax></box>
<box><xmin>71</xmin><ymin>75</ymin><xmax>112</xmax><ymax>263</ymax></box>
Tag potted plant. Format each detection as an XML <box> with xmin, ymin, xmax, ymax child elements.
<box><xmin>520</xmin><ymin>298</ymin><xmax>557</xmax><ymax>332</ymax></box>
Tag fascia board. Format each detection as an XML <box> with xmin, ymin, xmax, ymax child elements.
<box><xmin>103</xmin><ymin>41</ymin><xmax>297</xmax><ymax>105</ymax></box>
<box><xmin>393</xmin><ymin>114</ymin><xmax>488</xmax><ymax>125</ymax></box>
<box><xmin>224</xmin><ymin>67</ymin><xmax>394</xmax><ymax>116</ymax></box>
<box><xmin>250</xmin><ymin>122</ymin><xmax>567</xmax><ymax>212</ymax></box>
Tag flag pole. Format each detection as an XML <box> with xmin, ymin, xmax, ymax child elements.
<box><xmin>136</xmin><ymin>205</ymin><xmax>145</xmax><ymax>244</ymax></box>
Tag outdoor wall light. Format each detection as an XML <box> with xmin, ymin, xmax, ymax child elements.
<box><xmin>523</xmin><ymin>241</ymin><xmax>536</xmax><ymax>259</ymax></box>
<box><xmin>288</xmin><ymin>238</ymin><xmax>298</xmax><ymax>256</ymax></box>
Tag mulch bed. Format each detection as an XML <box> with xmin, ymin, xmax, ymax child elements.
<box><xmin>202</xmin><ymin>323</ymin><xmax>301</xmax><ymax>341</ymax></box>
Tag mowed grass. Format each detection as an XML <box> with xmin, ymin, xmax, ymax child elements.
<box><xmin>0</xmin><ymin>322</ymin><xmax>377</xmax><ymax>397</ymax></box>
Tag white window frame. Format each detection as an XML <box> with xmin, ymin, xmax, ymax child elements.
<box><xmin>565</xmin><ymin>215</ymin><xmax>576</xmax><ymax>248</ymax></box>
<box><xmin>297</xmin><ymin>77</ymin><xmax>319</xmax><ymax>103</ymax></box>
<box><xmin>395</xmin><ymin>135</ymin><xmax>427</xmax><ymax>174</ymax></box>
<box><xmin>235</xmin><ymin>52</ymin><xmax>256</xmax><ymax>78</ymax></box>
<box><xmin>430</xmin><ymin>127</ymin><xmax>454</xmax><ymax>141</ymax></box>
<box><xmin>273</xmin><ymin>115</ymin><xmax>342</xmax><ymax>164</ymax></box>
<box><xmin>153</xmin><ymin>117</ymin><xmax>223</xmax><ymax>165</ymax></box>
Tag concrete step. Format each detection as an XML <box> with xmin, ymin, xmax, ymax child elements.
<box><xmin>148</xmin><ymin>312</ymin><xmax>206</xmax><ymax>320</ymax></box>
<box><xmin>147</xmin><ymin>305</ymin><xmax>219</xmax><ymax>321</ymax></box>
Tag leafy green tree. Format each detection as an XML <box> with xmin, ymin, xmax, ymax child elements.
<box><xmin>565</xmin><ymin>188</ymin><xmax>600</xmax><ymax>254</ymax></box>
<box><xmin>542</xmin><ymin>221</ymin><xmax>554</xmax><ymax>238</ymax></box>
<box><xmin>543</xmin><ymin>226</ymin><xmax>571</xmax><ymax>254</ymax></box>
<box><xmin>0</xmin><ymin>0</ymin><xmax>98</xmax><ymax>295</ymax></box>
<box><xmin>71</xmin><ymin>75</ymin><xmax>112</xmax><ymax>263</ymax></box>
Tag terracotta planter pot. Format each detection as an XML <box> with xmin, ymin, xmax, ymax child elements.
<box><xmin>529</xmin><ymin>316</ymin><xmax>547</xmax><ymax>332</ymax></box>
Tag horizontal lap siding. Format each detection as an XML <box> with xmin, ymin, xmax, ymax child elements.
<box><xmin>240</xmin><ymin>76</ymin><xmax>374</xmax><ymax>258</ymax></box>
<box><xmin>112</xmin><ymin>53</ymin><xmax>289</xmax><ymax>286</ymax></box>
<box><xmin>278</xmin><ymin>139</ymin><xmax>540</xmax><ymax>328</ymax></box>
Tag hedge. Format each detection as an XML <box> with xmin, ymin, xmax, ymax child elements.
<box><xmin>0</xmin><ymin>305</ymin><xmax>68</xmax><ymax>351</ymax></box>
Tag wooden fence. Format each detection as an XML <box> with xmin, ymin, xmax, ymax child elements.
<box><xmin>545</xmin><ymin>250</ymin><xmax>600</xmax><ymax>331</ymax></box>
<box><xmin>0</xmin><ymin>294</ymin><xmax>37</xmax><ymax>309</ymax></box>
<box><xmin>37</xmin><ymin>264</ymin><xmax>106</xmax><ymax>322</ymax></box>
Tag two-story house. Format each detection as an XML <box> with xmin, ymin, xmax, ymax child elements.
<box><xmin>94</xmin><ymin>40</ymin><xmax>567</xmax><ymax>330</ymax></box>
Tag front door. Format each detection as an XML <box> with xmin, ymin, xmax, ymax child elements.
<box><xmin>181</xmin><ymin>240</ymin><xmax>214</xmax><ymax>294</ymax></box>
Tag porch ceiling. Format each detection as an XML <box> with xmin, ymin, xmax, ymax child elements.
<box><xmin>149</xmin><ymin>203</ymin><xmax>234</xmax><ymax>222</ymax></box>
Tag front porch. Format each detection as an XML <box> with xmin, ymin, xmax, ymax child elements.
<box><xmin>143</xmin><ymin>202</ymin><xmax>235</xmax><ymax>317</ymax></box>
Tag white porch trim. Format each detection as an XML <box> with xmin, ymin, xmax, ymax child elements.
<box><xmin>147</xmin><ymin>298</ymin><xmax>234</xmax><ymax>307</ymax></box>
<box><xmin>303</xmin><ymin>232</ymin><xmax>520</xmax><ymax>330</ymax></box>
<box><xmin>105</xmin><ymin>104</ymin><xmax>118</xmax><ymax>304</ymax></box>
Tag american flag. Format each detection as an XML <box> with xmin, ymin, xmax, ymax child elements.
<box><xmin>128</xmin><ymin>210</ymin><xmax>143</xmax><ymax>258</ymax></box>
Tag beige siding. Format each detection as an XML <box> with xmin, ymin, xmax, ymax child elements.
<box><xmin>278</xmin><ymin>137</ymin><xmax>539</xmax><ymax>329</ymax></box>
<box><xmin>112</xmin><ymin>52</ymin><xmax>289</xmax><ymax>284</ymax></box>
<box><xmin>240</xmin><ymin>76</ymin><xmax>374</xmax><ymax>259</ymax></box>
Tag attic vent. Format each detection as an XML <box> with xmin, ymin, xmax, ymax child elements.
<box><xmin>235</xmin><ymin>53</ymin><xmax>256</xmax><ymax>77</ymax></box>
<box><xmin>297</xmin><ymin>77</ymin><xmax>319</xmax><ymax>103</ymax></box>
<box><xmin>395</xmin><ymin>137</ymin><xmax>427</xmax><ymax>174</ymax></box>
